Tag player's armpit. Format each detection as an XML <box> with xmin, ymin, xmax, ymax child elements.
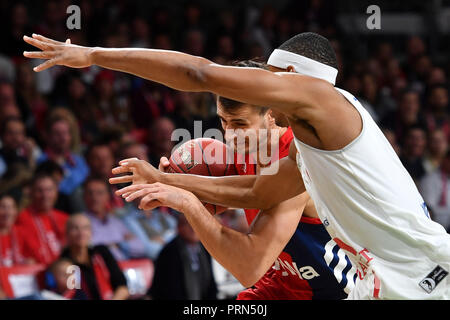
<box><xmin>246</xmin><ymin>141</ymin><xmax>305</xmax><ymax>210</ymax></box>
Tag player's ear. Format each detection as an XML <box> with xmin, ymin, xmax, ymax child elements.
<box><xmin>265</xmin><ymin>109</ymin><xmax>276</xmax><ymax>125</ymax></box>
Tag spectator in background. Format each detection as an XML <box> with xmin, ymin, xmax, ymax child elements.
<box><xmin>16</xmin><ymin>174</ymin><xmax>68</xmax><ymax>266</ymax></box>
<box><xmin>83</xmin><ymin>177</ymin><xmax>146</xmax><ymax>261</ymax></box>
<box><xmin>420</xmin><ymin>150</ymin><xmax>450</xmax><ymax>232</ymax></box>
<box><xmin>147</xmin><ymin>117</ymin><xmax>176</xmax><ymax>167</ymax></box>
<box><xmin>60</xmin><ymin>213</ymin><xmax>129</xmax><ymax>300</ymax></box>
<box><xmin>425</xmin><ymin>85</ymin><xmax>450</xmax><ymax>141</ymax></box>
<box><xmin>116</xmin><ymin>142</ymin><xmax>177</xmax><ymax>260</ymax></box>
<box><xmin>93</xmin><ymin>70</ymin><xmax>132</xmax><ymax>133</ymax></box>
<box><xmin>44</xmin><ymin>258</ymin><xmax>88</xmax><ymax>300</ymax></box>
<box><xmin>38</xmin><ymin>111</ymin><xmax>89</xmax><ymax>197</ymax></box>
<box><xmin>183</xmin><ymin>29</ymin><xmax>205</xmax><ymax>57</ymax></box>
<box><xmin>381</xmin><ymin>89</ymin><xmax>427</xmax><ymax>143</ymax></box>
<box><xmin>382</xmin><ymin>128</ymin><xmax>401</xmax><ymax>156</ymax></box>
<box><xmin>15</xmin><ymin>61</ymin><xmax>49</xmax><ymax>138</ymax></box>
<box><xmin>0</xmin><ymin>194</ymin><xmax>34</xmax><ymax>267</ymax></box>
<box><xmin>34</xmin><ymin>160</ymin><xmax>83</xmax><ymax>215</ymax></box>
<box><xmin>85</xmin><ymin>142</ymin><xmax>123</xmax><ymax>212</ymax></box>
<box><xmin>248</xmin><ymin>5</ymin><xmax>278</xmax><ymax>57</ymax></box>
<box><xmin>148</xmin><ymin>214</ymin><xmax>217</xmax><ymax>300</ymax></box>
<box><xmin>0</xmin><ymin>82</ymin><xmax>22</xmax><ymax>122</ymax></box>
<box><xmin>400</xmin><ymin>125</ymin><xmax>428</xmax><ymax>182</ymax></box>
<box><xmin>423</xmin><ymin>130</ymin><xmax>448</xmax><ymax>174</ymax></box>
<box><xmin>0</xmin><ymin>117</ymin><xmax>40</xmax><ymax>198</ymax></box>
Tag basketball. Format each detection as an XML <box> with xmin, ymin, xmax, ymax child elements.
<box><xmin>168</xmin><ymin>138</ymin><xmax>237</xmax><ymax>214</ymax></box>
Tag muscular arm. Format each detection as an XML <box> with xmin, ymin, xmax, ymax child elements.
<box><xmin>23</xmin><ymin>34</ymin><xmax>325</xmax><ymax>118</ymax></box>
<box><xmin>161</xmin><ymin>142</ymin><xmax>304</xmax><ymax>210</ymax></box>
<box><xmin>143</xmin><ymin>183</ymin><xmax>308</xmax><ymax>287</ymax></box>
<box><xmin>116</xmin><ymin>141</ymin><xmax>306</xmax><ymax>211</ymax></box>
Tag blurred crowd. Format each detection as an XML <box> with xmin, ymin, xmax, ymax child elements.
<box><xmin>0</xmin><ymin>0</ymin><xmax>449</xmax><ymax>300</ymax></box>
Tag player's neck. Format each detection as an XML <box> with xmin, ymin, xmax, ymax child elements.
<box><xmin>256</xmin><ymin>125</ymin><xmax>287</xmax><ymax>169</ymax></box>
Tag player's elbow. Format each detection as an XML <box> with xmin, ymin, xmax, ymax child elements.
<box><xmin>234</xmin><ymin>267</ymin><xmax>264</xmax><ymax>288</ymax></box>
<box><xmin>184</xmin><ymin>57</ymin><xmax>213</xmax><ymax>91</ymax></box>
<box><xmin>244</xmin><ymin>189</ymin><xmax>273</xmax><ymax>211</ymax></box>
<box><xmin>237</xmin><ymin>275</ymin><xmax>259</xmax><ymax>289</ymax></box>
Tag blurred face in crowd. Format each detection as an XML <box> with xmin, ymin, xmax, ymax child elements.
<box><xmin>0</xmin><ymin>83</ymin><xmax>16</xmax><ymax>107</ymax></box>
<box><xmin>150</xmin><ymin>117</ymin><xmax>175</xmax><ymax>155</ymax></box>
<box><xmin>83</xmin><ymin>180</ymin><xmax>110</xmax><ymax>218</ymax></box>
<box><xmin>122</xmin><ymin>144</ymin><xmax>149</xmax><ymax>162</ymax></box>
<box><xmin>414</xmin><ymin>56</ymin><xmax>432</xmax><ymax>77</ymax></box>
<box><xmin>48</xmin><ymin>119</ymin><xmax>72</xmax><ymax>154</ymax></box>
<box><xmin>429</xmin><ymin>87</ymin><xmax>448</xmax><ymax>113</ymax></box>
<box><xmin>184</xmin><ymin>30</ymin><xmax>204</xmax><ymax>56</ymax></box>
<box><xmin>399</xmin><ymin>92</ymin><xmax>420</xmax><ymax>125</ymax></box>
<box><xmin>88</xmin><ymin>145</ymin><xmax>114</xmax><ymax>178</ymax></box>
<box><xmin>50</xmin><ymin>259</ymin><xmax>73</xmax><ymax>293</ymax></box>
<box><xmin>177</xmin><ymin>215</ymin><xmax>199</xmax><ymax>244</ymax></box>
<box><xmin>68</xmin><ymin>78</ymin><xmax>86</xmax><ymax>100</ymax></box>
<box><xmin>16</xmin><ymin>62</ymin><xmax>35</xmax><ymax>89</ymax></box>
<box><xmin>407</xmin><ymin>36</ymin><xmax>425</xmax><ymax>58</ymax></box>
<box><xmin>66</xmin><ymin>214</ymin><xmax>92</xmax><ymax>248</ymax></box>
<box><xmin>383</xmin><ymin>129</ymin><xmax>401</xmax><ymax>155</ymax></box>
<box><xmin>217</xmin><ymin>101</ymin><xmax>271</xmax><ymax>155</ymax></box>
<box><xmin>0</xmin><ymin>196</ymin><xmax>18</xmax><ymax>232</ymax></box>
<box><xmin>428</xmin><ymin>130</ymin><xmax>448</xmax><ymax>157</ymax></box>
<box><xmin>154</xmin><ymin>34</ymin><xmax>173</xmax><ymax>50</ymax></box>
<box><xmin>427</xmin><ymin>68</ymin><xmax>447</xmax><ymax>86</ymax></box>
<box><xmin>361</xmin><ymin>74</ymin><xmax>377</xmax><ymax>102</ymax></box>
<box><xmin>2</xmin><ymin>119</ymin><xmax>26</xmax><ymax>150</ymax></box>
<box><xmin>31</xmin><ymin>176</ymin><xmax>59</xmax><ymax>213</ymax></box>
<box><xmin>403</xmin><ymin>128</ymin><xmax>427</xmax><ymax>158</ymax></box>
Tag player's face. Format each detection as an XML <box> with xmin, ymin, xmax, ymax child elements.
<box><xmin>217</xmin><ymin>103</ymin><xmax>269</xmax><ymax>154</ymax></box>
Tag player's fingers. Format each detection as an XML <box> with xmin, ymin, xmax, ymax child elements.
<box><xmin>119</xmin><ymin>157</ymin><xmax>139</xmax><ymax>165</ymax></box>
<box><xmin>32</xmin><ymin>33</ymin><xmax>63</xmax><ymax>45</ymax></box>
<box><xmin>33</xmin><ymin>58</ymin><xmax>59</xmax><ymax>72</ymax></box>
<box><xmin>23</xmin><ymin>51</ymin><xmax>57</xmax><ymax>59</ymax></box>
<box><xmin>23</xmin><ymin>35</ymin><xmax>52</xmax><ymax>51</ymax></box>
<box><xmin>124</xmin><ymin>188</ymin><xmax>153</xmax><ymax>202</ymax></box>
<box><xmin>139</xmin><ymin>194</ymin><xmax>161</xmax><ymax>210</ymax></box>
<box><xmin>115</xmin><ymin>183</ymin><xmax>153</xmax><ymax>196</ymax></box>
<box><xmin>111</xmin><ymin>165</ymin><xmax>132</xmax><ymax>175</ymax></box>
<box><xmin>65</xmin><ymin>38</ymin><xmax>71</xmax><ymax>44</ymax></box>
<box><xmin>158</xmin><ymin>157</ymin><xmax>170</xmax><ymax>172</ymax></box>
<box><xmin>108</xmin><ymin>175</ymin><xmax>133</xmax><ymax>185</ymax></box>
<box><xmin>121</xmin><ymin>192</ymin><xmax>132</xmax><ymax>198</ymax></box>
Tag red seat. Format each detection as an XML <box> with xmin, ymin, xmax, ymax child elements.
<box><xmin>0</xmin><ymin>264</ymin><xmax>46</xmax><ymax>298</ymax></box>
<box><xmin>118</xmin><ymin>259</ymin><xmax>154</xmax><ymax>298</ymax></box>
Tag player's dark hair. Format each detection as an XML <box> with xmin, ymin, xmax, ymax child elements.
<box><xmin>278</xmin><ymin>32</ymin><xmax>338</xmax><ymax>70</ymax></box>
<box><xmin>217</xmin><ymin>60</ymin><xmax>269</xmax><ymax>115</ymax></box>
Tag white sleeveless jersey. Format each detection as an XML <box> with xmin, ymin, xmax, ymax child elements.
<box><xmin>293</xmin><ymin>88</ymin><xmax>450</xmax><ymax>299</ymax></box>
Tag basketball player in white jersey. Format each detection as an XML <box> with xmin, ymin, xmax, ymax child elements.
<box><xmin>23</xmin><ymin>32</ymin><xmax>450</xmax><ymax>299</ymax></box>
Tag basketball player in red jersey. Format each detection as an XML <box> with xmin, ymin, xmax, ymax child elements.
<box><xmin>116</xmin><ymin>61</ymin><xmax>355</xmax><ymax>300</ymax></box>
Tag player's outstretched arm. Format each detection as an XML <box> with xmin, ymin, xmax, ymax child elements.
<box><xmin>129</xmin><ymin>182</ymin><xmax>308</xmax><ymax>287</ymax></box>
<box><xmin>112</xmin><ymin>142</ymin><xmax>305</xmax><ymax>211</ymax></box>
<box><xmin>23</xmin><ymin>34</ymin><xmax>327</xmax><ymax>117</ymax></box>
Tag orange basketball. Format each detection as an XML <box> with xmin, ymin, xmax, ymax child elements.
<box><xmin>168</xmin><ymin>138</ymin><xmax>237</xmax><ymax>214</ymax></box>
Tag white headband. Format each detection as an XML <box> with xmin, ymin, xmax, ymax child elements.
<box><xmin>267</xmin><ymin>49</ymin><xmax>338</xmax><ymax>85</ymax></box>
